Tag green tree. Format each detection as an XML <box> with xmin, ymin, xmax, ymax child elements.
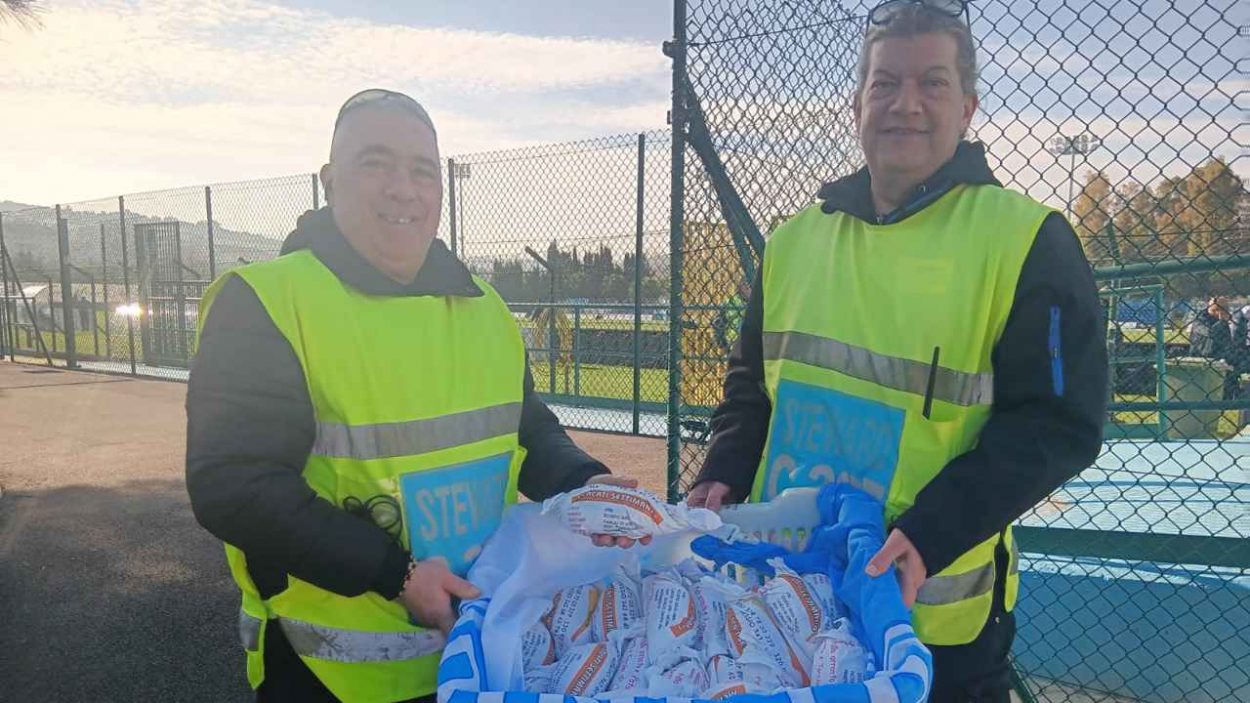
<box><xmin>1152</xmin><ymin>158</ymin><xmax>1246</xmax><ymax>297</ymax></box>
<box><xmin>1071</xmin><ymin>171</ymin><xmax>1118</xmax><ymax>265</ymax></box>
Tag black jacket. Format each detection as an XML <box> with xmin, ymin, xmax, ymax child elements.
<box><xmin>1188</xmin><ymin>310</ymin><xmax>1235</xmax><ymax>362</ymax></box>
<box><xmin>186</xmin><ymin>208</ymin><xmax>607</xmax><ymax>601</ymax></box>
<box><xmin>696</xmin><ymin>142</ymin><xmax>1108</xmax><ymax>576</ymax></box>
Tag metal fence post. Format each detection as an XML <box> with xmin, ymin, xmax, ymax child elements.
<box><xmin>101</xmin><ymin>223</ymin><xmax>112</xmax><ymax>359</ymax></box>
<box><xmin>46</xmin><ymin>274</ymin><xmax>56</xmax><ymax>356</ymax></box>
<box><xmin>206</xmin><ymin>186</ymin><xmax>217</xmax><ymax>280</ymax></box>
<box><xmin>634</xmin><ymin>132</ymin><xmax>646</xmax><ymax>435</ymax></box>
<box><xmin>312</xmin><ymin>173</ymin><xmax>321</xmax><ymax>210</ymax></box>
<box><xmin>666</xmin><ymin>2</ymin><xmax>688</xmax><ymax>501</ymax></box>
<box><xmin>120</xmin><ymin>196</ymin><xmax>137</xmax><ymax>376</ymax></box>
<box><xmin>0</xmin><ymin>211</ymin><xmax>10</xmax><ymax>361</ymax></box>
<box><xmin>447</xmin><ymin>158</ymin><xmax>458</xmax><ymax>257</ymax></box>
<box><xmin>573</xmin><ymin>305</ymin><xmax>581</xmax><ymax>398</ymax></box>
<box><xmin>55</xmin><ymin>205</ymin><xmax>78</xmax><ymax>368</ymax></box>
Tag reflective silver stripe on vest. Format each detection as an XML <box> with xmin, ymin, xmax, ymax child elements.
<box><xmin>915</xmin><ymin>562</ymin><xmax>996</xmax><ymax>606</ymax></box>
<box><xmin>279</xmin><ymin>617</ymin><xmax>446</xmax><ymax>663</ymax></box>
<box><xmin>762</xmin><ymin>331</ymin><xmax>994</xmax><ymax>407</ymax></box>
<box><xmin>1009</xmin><ymin>535</ymin><xmax>1020</xmax><ymax>576</ymax></box>
<box><xmin>313</xmin><ymin>402</ymin><xmax>523</xmax><ymax>460</ymax></box>
<box><xmin>239</xmin><ymin>610</ymin><xmax>262</xmax><ymax>652</ymax></box>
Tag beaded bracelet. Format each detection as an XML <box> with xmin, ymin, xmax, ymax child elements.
<box><xmin>399</xmin><ymin>556</ymin><xmax>419</xmax><ymax>596</ymax></box>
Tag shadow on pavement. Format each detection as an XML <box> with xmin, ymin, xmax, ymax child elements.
<box><xmin>0</xmin><ymin>478</ymin><xmax>251</xmax><ymax>702</ymax></box>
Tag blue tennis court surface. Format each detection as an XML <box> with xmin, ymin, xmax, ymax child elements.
<box><xmin>1015</xmin><ymin>438</ymin><xmax>1249</xmax><ymax>702</ymax></box>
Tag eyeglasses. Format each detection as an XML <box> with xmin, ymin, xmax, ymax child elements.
<box><xmin>867</xmin><ymin>0</ymin><xmax>970</xmax><ymax>27</ymax></box>
<box><xmin>334</xmin><ymin>88</ymin><xmax>436</xmax><ymax>135</ymax></box>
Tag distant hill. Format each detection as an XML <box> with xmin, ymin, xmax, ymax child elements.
<box><xmin>1</xmin><ymin>200</ymin><xmax>44</xmax><ymax>213</ymax></box>
<box><xmin>1</xmin><ymin>205</ymin><xmax>282</xmax><ymax>280</ymax></box>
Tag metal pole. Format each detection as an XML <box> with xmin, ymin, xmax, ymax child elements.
<box><xmin>206</xmin><ymin>186</ymin><xmax>217</xmax><ymax>280</ymax></box>
<box><xmin>1104</xmin><ymin>220</ymin><xmax>1122</xmax><ymax>408</ymax></box>
<box><xmin>1153</xmin><ymin>286</ymin><xmax>1168</xmax><ymax>435</ymax></box>
<box><xmin>312</xmin><ymin>173</ymin><xmax>321</xmax><ymax>210</ymax></box>
<box><xmin>120</xmin><ymin>196</ymin><xmax>137</xmax><ymax>375</ymax></box>
<box><xmin>666</xmin><ymin>1</ymin><xmax>688</xmax><ymax>501</ymax></box>
<box><xmin>56</xmin><ymin>205</ymin><xmax>79</xmax><ymax>368</ymax></box>
<box><xmin>573</xmin><ymin>306</ymin><xmax>581</xmax><ymax>397</ymax></box>
<box><xmin>447</xmin><ymin>158</ymin><xmax>459</xmax><ymax>257</ymax></box>
<box><xmin>89</xmin><ymin>271</ymin><xmax>99</xmax><ymax>357</ymax></box>
<box><xmin>0</xmin><ymin>262</ymin><xmax>6</xmax><ymax>360</ymax></box>
<box><xmin>101</xmin><ymin>224</ymin><xmax>111</xmax><ymax>359</ymax></box>
<box><xmin>0</xmin><ymin>247</ymin><xmax>52</xmax><ymax>364</ymax></box>
<box><xmin>47</xmin><ymin>274</ymin><xmax>57</xmax><ymax>356</ymax></box>
<box><xmin>634</xmin><ymin>133</ymin><xmax>646</xmax><ymax>435</ymax></box>
<box><xmin>174</xmin><ymin>222</ymin><xmax>189</xmax><ymax>363</ymax></box>
<box><xmin>549</xmin><ymin>270</ymin><xmax>557</xmax><ymax>395</ymax></box>
<box><xmin>0</xmin><ymin>212</ymin><xmax>10</xmax><ymax>361</ymax></box>
<box><xmin>1066</xmin><ymin>152</ymin><xmax>1076</xmax><ymax>221</ymax></box>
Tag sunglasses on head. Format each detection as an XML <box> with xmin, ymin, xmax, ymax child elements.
<box><xmin>333</xmin><ymin>88</ymin><xmax>436</xmax><ymax>135</ymax></box>
<box><xmin>867</xmin><ymin>0</ymin><xmax>970</xmax><ymax>27</ymax></box>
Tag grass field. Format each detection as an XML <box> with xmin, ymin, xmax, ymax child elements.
<box><xmin>1118</xmin><ymin>326</ymin><xmax>1190</xmax><ymax>346</ymax></box>
<box><xmin>3</xmin><ymin>310</ymin><xmax>153</xmax><ymax>361</ymax></box>
<box><xmin>528</xmin><ymin>361</ymin><xmax>669</xmax><ymax>404</ymax></box>
<box><xmin>1111</xmin><ymin>393</ymin><xmax>1244</xmax><ymax>439</ymax></box>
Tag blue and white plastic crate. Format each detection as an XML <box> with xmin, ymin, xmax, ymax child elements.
<box><xmin>438</xmin><ymin>485</ymin><xmax>933</xmax><ymax>703</ymax></box>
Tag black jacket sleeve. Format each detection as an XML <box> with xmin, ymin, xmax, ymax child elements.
<box><xmin>894</xmin><ymin>213</ymin><xmax>1108</xmax><ymax>575</ymax></box>
<box><xmin>693</xmin><ymin>267</ymin><xmax>770</xmax><ymax>501</ymax></box>
<box><xmin>186</xmin><ymin>277</ymin><xmax>410</xmax><ymax>601</ymax></box>
<box><xmin>516</xmin><ymin>358</ymin><xmax>609</xmax><ymax>501</ymax></box>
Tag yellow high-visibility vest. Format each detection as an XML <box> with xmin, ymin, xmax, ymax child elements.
<box><xmin>199</xmin><ymin>249</ymin><xmax>526</xmax><ymax>701</ymax></box>
<box><xmin>752</xmin><ymin>184</ymin><xmax>1051</xmax><ymax>645</ymax></box>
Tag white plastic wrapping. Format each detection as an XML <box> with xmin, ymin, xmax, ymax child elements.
<box><xmin>594</xmin><ymin>569</ymin><xmax>643</xmax><ymax>641</ymax></box>
<box><xmin>760</xmin><ymin>560</ymin><xmax>829</xmax><ymax>655</ymax></box>
<box><xmin>542</xmin><ymin>486</ymin><xmax>722</xmax><ymax>539</ymax></box>
<box><xmin>604</xmin><ymin>630</ymin><xmax>649</xmax><ymax>694</ymax></box>
<box><xmin>543</xmin><ymin>583</ymin><xmax>600</xmax><ymax>658</ymax></box>
<box><xmin>645</xmin><ymin>650</ymin><xmax>710</xmax><ymax>697</ymax></box>
<box><xmin>722</xmin><ymin>587</ymin><xmax>811</xmax><ymax>688</ymax></box>
<box><xmin>546</xmin><ymin>641</ymin><xmax>618</xmax><ymax>696</ymax></box>
<box><xmin>642</xmin><ymin>572</ymin><xmax>700</xmax><ymax>662</ymax></box>
<box><xmin>521</xmin><ymin>621</ymin><xmax>556</xmax><ymax>671</ymax></box>
<box><xmin>809</xmin><ymin>618</ymin><xmax>872</xmax><ymax>685</ymax></box>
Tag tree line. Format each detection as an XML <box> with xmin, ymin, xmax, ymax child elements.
<box><xmin>1072</xmin><ymin>157</ymin><xmax>1247</xmax><ymax>298</ymax></box>
<box><xmin>479</xmin><ymin>241</ymin><xmax>667</xmax><ymax>304</ymax></box>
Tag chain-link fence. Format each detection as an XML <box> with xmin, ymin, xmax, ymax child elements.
<box><xmin>0</xmin><ymin>177</ymin><xmax>314</xmax><ymax>381</ymax></box>
<box><xmin>0</xmin><ymin>136</ymin><xmax>675</xmax><ymax>436</ymax></box>
<box><xmin>670</xmin><ymin>0</ymin><xmax>1247</xmax><ymax>701</ymax></box>
<box><xmin>448</xmin><ymin>132</ymin><xmax>674</xmax><ymax>435</ymax></box>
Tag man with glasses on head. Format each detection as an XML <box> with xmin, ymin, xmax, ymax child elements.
<box><xmin>687</xmin><ymin>2</ymin><xmax>1108</xmax><ymax>701</ymax></box>
<box><xmin>186</xmin><ymin>89</ymin><xmax>643</xmax><ymax>703</ymax></box>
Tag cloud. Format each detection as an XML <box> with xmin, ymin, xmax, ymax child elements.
<box><xmin>0</xmin><ymin>0</ymin><xmax>670</xmax><ymax>204</ymax></box>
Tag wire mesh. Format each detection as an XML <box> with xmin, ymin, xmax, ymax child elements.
<box><xmin>676</xmin><ymin>0</ymin><xmax>1247</xmax><ymax>701</ymax></box>
<box><xmin>0</xmin><ymin>136</ymin><xmax>675</xmax><ymax>438</ymax></box>
<box><xmin>451</xmin><ymin>132</ymin><xmax>673</xmax><ymax>435</ymax></box>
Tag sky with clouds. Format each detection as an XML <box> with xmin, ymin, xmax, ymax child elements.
<box><xmin>0</xmin><ymin>0</ymin><xmax>673</xmax><ymax>205</ymax></box>
<box><xmin>1</xmin><ymin>0</ymin><xmax>1244</xmax><ymax>218</ymax></box>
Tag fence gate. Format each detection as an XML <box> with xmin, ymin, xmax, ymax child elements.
<box><xmin>134</xmin><ymin>221</ymin><xmax>204</xmax><ymax>368</ymax></box>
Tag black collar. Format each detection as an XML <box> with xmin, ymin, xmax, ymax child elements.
<box><xmin>279</xmin><ymin>208</ymin><xmax>482</xmax><ymax>298</ymax></box>
<box><xmin>818</xmin><ymin>141</ymin><xmax>1003</xmax><ymax>225</ymax></box>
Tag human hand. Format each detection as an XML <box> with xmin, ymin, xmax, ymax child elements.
<box><xmin>684</xmin><ymin>480</ymin><xmax>733</xmax><ymax>512</ymax></box>
<box><xmin>396</xmin><ymin>557</ymin><xmax>481</xmax><ymax>635</ymax></box>
<box><xmin>865</xmin><ymin>528</ymin><xmax>928</xmax><ymax>608</ymax></box>
<box><xmin>582</xmin><ymin>473</ymin><xmax>654</xmax><ymax>549</ymax></box>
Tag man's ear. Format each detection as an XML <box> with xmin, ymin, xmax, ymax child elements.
<box><xmin>319</xmin><ymin>163</ymin><xmax>333</xmax><ymax>205</ymax></box>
